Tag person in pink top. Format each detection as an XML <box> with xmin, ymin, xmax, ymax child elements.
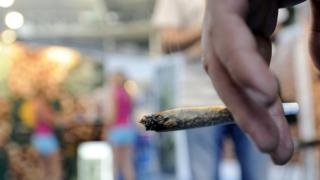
<box><xmin>113</xmin><ymin>83</ymin><xmax>132</xmax><ymax>127</ymax></box>
<box><xmin>103</xmin><ymin>72</ymin><xmax>136</xmax><ymax>180</ymax></box>
<box><xmin>31</xmin><ymin>94</ymin><xmax>62</xmax><ymax>180</ymax></box>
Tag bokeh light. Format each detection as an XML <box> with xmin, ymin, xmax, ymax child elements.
<box><xmin>44</xmin><ymin>46</ymin><xmax>79</xmax><ymax>67</ymax></box>
<box><xmin>124</xmin><ymin>80</ymin><xmax>139</xmax><ymax>96</ymax></box>
<box><xmin>5</xmin><ymin>11</ymin><xmax>24</xmax><ymax>30</ymax></box>
<box><xmin>0</xmin><ymin>0</ymin><xmax>14</xmax><ymax>8</ymax></box>
<box><xmin>1</xmin><ymin>29</ymin><xmax>16</xmax><ymax>44</ymax></box>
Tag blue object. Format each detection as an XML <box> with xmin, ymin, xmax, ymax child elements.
<box><xmin>31</xmin><ymin>134</ymin><xmax>59</xmax><ymax>156</ymax></box>
<box><xmin>134</xmin><ymin>134</ymin><xmax>153</xmax><ymax>180</ymax></box>
<box><xmin>109</xmin><ymin>126</ymin><xmax>136</xmax><ymax>146</ymax></box>
<box><xmin>187</xmin><ymin>124</ymin><xmax>267</xmax><ymax>180</ymax></box>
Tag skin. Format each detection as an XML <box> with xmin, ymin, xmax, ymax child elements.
<box><xmin>202</xmin><ymin>0</ymin><xmax>320</xmax><ymax>164</ymax></box>
<box><xmin>160</xmin><ymin>27</ymin><xmax>201</xmax><ymax>53</ymax></box>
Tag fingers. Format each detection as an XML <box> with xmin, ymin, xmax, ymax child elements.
<box><xmin>202</xmin><ymin>33</ymin><xmax>293</xmax><ymax>164</ymax></box>
<box><xmin>212</xmin><ymin>14</ymin><xmax>279</xmax><ymax>106</ymax></box>
<box><xmin>310</xmin><ymin>0</ymin><xmax>320</xmax><ymax>69</ymax></box>
<box><xmin>202</xmin><ymin>34</ymin><xmax>279</xmax><ymax>152</ymax></box>
<box><xmin>203</xmin><ymin>56</ymin><xmax>279</xmax><ymax>153</ymax></box>
<box><xmin>269</xmin><ymin>99</ymin><xmax>294</xmax><ymax>164</ymax></box>
<box><xmin>202</xmin><ymin>0</ymin><xmax>295</xmax><ymax>164</ymax></box>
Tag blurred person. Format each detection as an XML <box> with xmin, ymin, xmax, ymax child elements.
<box><xmin>103</xmin><ymin>72</ymin><xmax>136</xmax><ymax>180</ymax></box>
<box><xmin>202</xmin><ymin>0</ymin><xmax>320</xmax><ymax>164</ymax></box>
<box><xmin>31</xmin><ymin>94</ymin><xmax>62</xmax><ymax>180</ymax></box>
<box><xmin>152</xmin><ymin>0</ymin><xmax>267</xmax><ymax>180</ymax></box>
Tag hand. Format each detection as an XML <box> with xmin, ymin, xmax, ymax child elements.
<box><xmin>202</xmin><ymin>0</ymin><xmax>320</xmax><ymax>165</ymax></box>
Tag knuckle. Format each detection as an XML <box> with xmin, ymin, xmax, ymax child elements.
<box><xmin>203</xmin><ymin>63</ymin><xmax>209</xmax><ymax>74</ymax></box>
<box><xmin>201</xmin><ymin>56</ymin><xmax>209</xmax><ymax>73</ymax></box>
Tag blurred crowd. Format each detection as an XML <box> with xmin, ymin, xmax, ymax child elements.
<box><xmin>0</xmin><ymin>70</ymin><xmax>156</xmax><ymax>180</ymax></box>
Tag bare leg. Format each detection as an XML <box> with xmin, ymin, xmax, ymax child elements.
<box><xmin>120</xmin><ymin>145</ymin><xmax>135</xmax><ymax>180</ymax></box>
<box><xmin>43</xmin><ymin>151</ymin><xmax>62</xmax><ymax>180</ymax></box>
<box><xmin>38</xmin><ymin>156</ymin><xmax>46</xmax><ymax>180</ymax></box>
<box><xmin>50</xmin><ymin>151</ymin><xmax>62</xmax><ymax>180</ymax></box>
<box><xmin>41</xmin><ymin>156</ymin><xmax>52</xmax><ymax>180</ymax></box>
<box><xmin>112</xmin><ymin>147</ymin><xmax>121</xmax><ymax>180</ymax></box>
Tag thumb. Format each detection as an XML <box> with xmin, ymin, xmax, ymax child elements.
<box><xmin>310</xmin><ymin>0</ymin><xmax>320</xmax><ymax>69</ymax></box>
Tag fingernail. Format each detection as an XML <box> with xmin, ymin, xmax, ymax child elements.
<box><xmin>245</xmin><ymin>88</ymin><xmax>274</xmax><ymax>106</ymax></box>
<box><xmin>271</xmin><ymin>134</ymin><xmax>294</xmax><ymax>165</ymax></box>
<box><xmin>271</xmin><ymin>139</ymin><xmax>294</xmax><ymax>165</ymax></box>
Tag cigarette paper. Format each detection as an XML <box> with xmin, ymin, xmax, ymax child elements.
<box><xmin>140</xmin><ymin>102</ymin><xmax>299</xmax><ymax>132</ymax></box>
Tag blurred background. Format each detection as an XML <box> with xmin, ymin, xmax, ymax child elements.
<box><xmin>0</xmin><ymin>0</ymin><xmax>319</xmax><ymax>180</ymax></box>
